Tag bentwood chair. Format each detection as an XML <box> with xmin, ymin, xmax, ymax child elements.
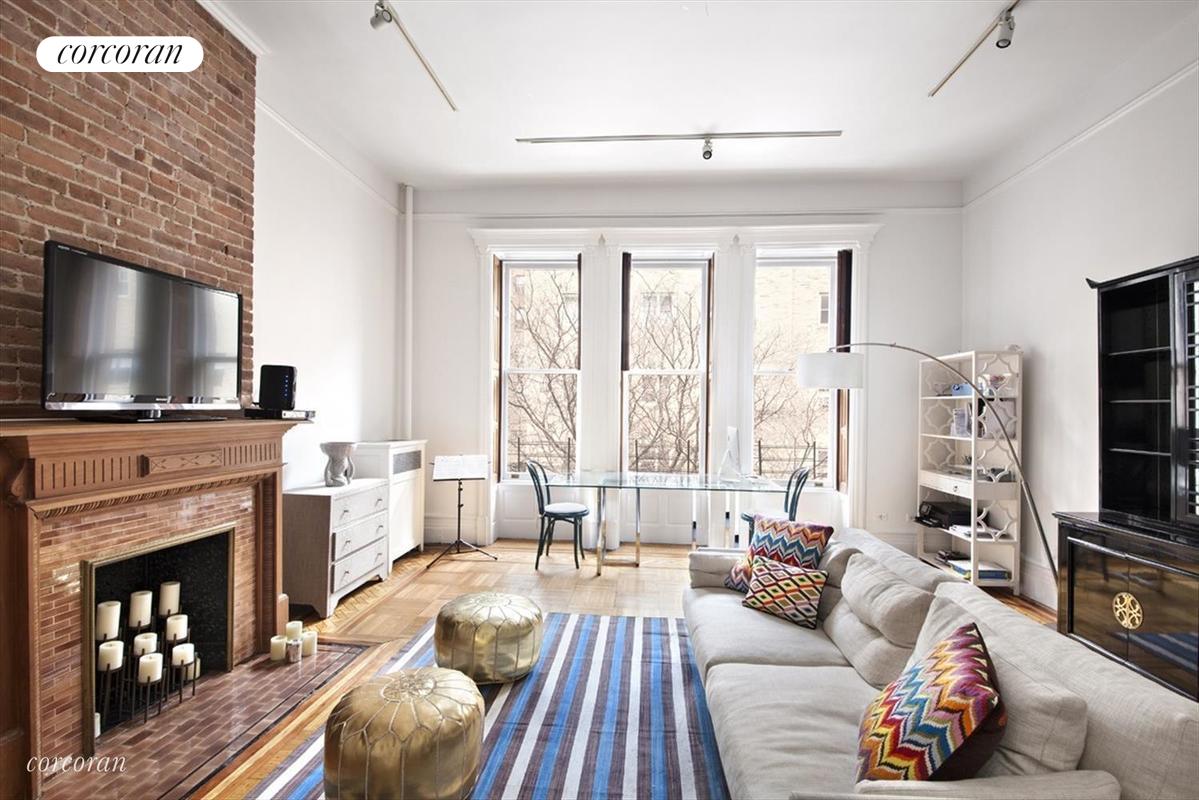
<box><xmin>527</xmin><ymin>460</ymin><xmax>590</xmax><ymax>570</ymax></box>
<box><xmin>740</xmin><ymin>466</ymin><xmax>810</xmax><ymax>541</ymax></box>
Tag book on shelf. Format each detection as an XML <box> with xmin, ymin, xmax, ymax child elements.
<box><xmin>946</xmin><ymin>559</ymin><xmax>1010</xmax><ymax>581</ymax></box>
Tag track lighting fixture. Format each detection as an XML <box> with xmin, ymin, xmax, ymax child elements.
<box><xmin>369</xmin><ymin>1</ymin><xmax>392</xmax><ymax>30</ymax></box>
<box><xmin>516</xmin><ymin>130</ymin><xmax>840</xmax><ymax>145</ymax></box>
<box><xmin>995</xmin><ymin>9</ymin><xmax>1015</xmax><ymax>49</ymax></box>
<box><xmin>368</xmin><ymin>0</ymin><xmax>458</xmax><ymax>111</ymax></box>
<box><xmin>928</xmin><ymin>0</ymin><xmax>1022</xmax><ymax>96</ymax></box>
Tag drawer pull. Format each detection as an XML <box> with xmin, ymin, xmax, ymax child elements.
<box><xmin>375</xmin><ymin>497</ymin><xmax>384</xmax><ymax>507</ymax></box>
<box><xmin>376</xmin><ymin>525</ymin><xmax>384</xmax><ymax>536</ymax></box>
<box><xmin>1112</xmin><ymin>592</ymin><xmax>1143</xmax><ymax>630</ymax></box>
<box><xmin>340</xmin><ymin>507</ymin><xmax>351</xmax><ymax>518</ymax></box>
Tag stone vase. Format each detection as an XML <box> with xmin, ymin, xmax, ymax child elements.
<box><xmin>321</xmin><ymin>442</ymin><xmax>357</xmax><ymax>487</ymax></box>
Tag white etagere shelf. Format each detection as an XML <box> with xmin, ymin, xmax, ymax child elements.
<box><xmin>915</xmin><ymin>349</ymin><xmax>1023</xmax><ymax>593</ymax></box>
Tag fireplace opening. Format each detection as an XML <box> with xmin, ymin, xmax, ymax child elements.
<box><xmin>86</xmin><ymin>526</ymin><xmax>234</xmax><ymax>740</ymax></box>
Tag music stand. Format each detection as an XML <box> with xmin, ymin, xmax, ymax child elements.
<box><xmin>428</xmin><ymin>454</ymin><xmax>497</xmax><ymax>569</ymax></box>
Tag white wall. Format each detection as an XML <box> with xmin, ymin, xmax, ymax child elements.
<box><xmin>253</xmin><ymin>105</ymin><xmax>403</xmax><ymax>488</ymax></box>
<box><xmin>411</xmin><ymin>181</ymin><xmax>962</xmax><ymax>547</ymax></box>
<box><xmin>961</xmin><ymin>17</ymin><xmax>1199</xmax><ymax>606</ymax></box>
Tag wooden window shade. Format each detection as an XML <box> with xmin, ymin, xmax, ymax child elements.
<box><xmin>492</xmin><ymin>255</ymin><xmax>503</xmax><ymax>481</ymax></box>
<box><xmin>835</xmin><ymin>249</ymin><xmax>853</xmax><ymax>493</ymax></box>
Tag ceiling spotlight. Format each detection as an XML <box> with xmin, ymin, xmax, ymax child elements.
<box><xmin>928</xmin><ymin>0</ymin><xmax>1021</xmax><ymax>96</ymax></box>
<box><xmin>369</xmin><ymin>1</ymin><xmax>393</xmax><ymax>29</ymax></box>
<box><xmin>702</xmin><ymin>138</ymin><xmax>713</xmax><ymax>161</ymax></box>
<box><xmin>367</xmin><ymin>0</ymin><xmax>457</xmax><ymax>111</ymax></box>
<box><xmin>995</xmin><ymin>9</ymin><xmax>1015</xmax><ymax>48</ymax></box>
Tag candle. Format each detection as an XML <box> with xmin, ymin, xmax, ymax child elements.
<box><xmin>286</xmin><ymin>638</ymin><xmax>301</xmax><ymax>663</ymax></box>
<box><xmin>171</xmin><ymin>642</ymin><xmax>195</xmax><ymax>667</ymax></box>
<box><xmin>129</xmin><ymin>591</ymin><xmax>152</xmax><ymax>628</ymax></box>
<box><xmin>133</xmin><ymin>632</ymin><xmax>158</xmax><ymax>656</ymax></box>
<box><xmin>95</xmin><ymin>601</ymin><xmax>120</xmax><ymax>641</ymax></box>
<box><xmin>184</xmin><ymin>656</ymin><xmax>201</xmax><ymax>681</ymax></box>
<box><xmin>164</xmin><ymin>614</ymin><xmax>188</xmax><ymax>643</ymax></box>
<box><xmin>137</xmin><ymin>652</ymin><xmax>163</xmax><ymax>684</ymax></box>
<box><xmin>301</xmin><ymin>630</ymin><xmax>318</xmax><ymax>657</ymax></box>
<box><xmin>94</xmin><ymin>712</ymin><xmax>101</xmax><ymax>738</ymax></box>
<box><xmin>270</xmin><ymin>635</ymin><xmax>287</xmax><ymax>661</ymax></box>
<box><xmin>97</xmin><ymin>641</ymin><xmax>123</xmax><ymax>671</ymax></box>
<box><xmin>285</xmin><ymin>620</ymin><xmax>303</xmax><ymax>640</ymax></box>
<box><xmin>159</xmin><ymin>581</ymin><xmax>180</xmax><ymax>617</ymax></box>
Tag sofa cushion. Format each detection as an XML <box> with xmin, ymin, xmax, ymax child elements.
<box><xmin>819</xmin><ymin>541</ymin><xmax>860</xmax><ymax>587</ymax></box>
<box><xmin>852</xmin><ymin>770</ymin><xmax>1121</xmax><ymax>799</ymax></box>
<box><xmin>689</xmin><ymin>548</ymin><xmax>742</xmax><ymax>589</ymax></box>
<box><xmin>682</xmin><ymin>587</ymin><xmax>848</xmax><ymax>678</ymax></box>
<box><xmin>742</xmin><ymin>557</ymin><xmax>827</xmax><ymax>628</ymax></box>
<box><xmin>858</xmin><ymin>622</ymin><xmax>1006</xmax><ymax>783</ymax></box>
<box><xmin>910</xmin><ymin>595</ymin><xmax>1089</xmax><ymax>776</ymax></box>
<box><xmin>823</xmin><ymin>602</ymin><xmax>915</xmax><ymax>687</ymax></box>
<box><xmin>707</xmin><ymin>664</ymin><xmax>878</xmax><ymax>799</ymax></box>
<box><xmin>841</xmin><ymin>554</ymin><xmax>934</xmax><ymax>647</ymax></box>
<box><xmin>832</xmin><ymin>528</ymin><xmax>954</xmax><ymax>594</ymax></box>
<box><xmin>824</xmin><ymin>554</ymin><xmax>935</xmax><ymax>687</ymax></box>
<box><xmin>933</xmin><ymin>583</ymin><xmax>1199</xmax><ymax>800</ymax></box>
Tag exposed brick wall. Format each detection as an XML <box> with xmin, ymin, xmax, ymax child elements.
<box><xmin>37</xmin><ymin>485</ymin><xmax>259</xmax><ymax>761</ymax></box>
<box><xmin>0</xmin><ymin>0</ymin><xmax>256</xmax><ymax>411</ymax></box>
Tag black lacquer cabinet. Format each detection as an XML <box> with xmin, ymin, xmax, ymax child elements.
<box><xmin>1057</xmin><ymin>256</ymin><xmax>1199</xmax><ymax>700</ymax></box>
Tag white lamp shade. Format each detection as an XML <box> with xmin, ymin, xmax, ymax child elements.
<box><xmin>794</xmin><ymin>351</ymin><xmax>865</xmax><ymax>389</ymax></box>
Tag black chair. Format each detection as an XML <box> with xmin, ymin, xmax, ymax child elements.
<box><xmin>740</xmin><ymin>466</ymin><xmax>810</xmax><ymax>541</ymax></box>
<box><xmin>527</xmin><ymin>460</ymin><xmax>589</xmax><ymax>570</ymax></box>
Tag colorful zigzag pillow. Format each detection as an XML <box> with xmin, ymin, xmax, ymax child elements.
<box><xmin>741</xmin><ymin>557</ymin><xmax>827</xmax><ymax>628</ymax></box>
<box><xmin>724</xmin><ymin>515</ymin><xmax>833</xmax><ymax>593</ymax></box>
<box><xmin>857</xmin><ymin>622</ymin><xmax>1006</xmax><ymax>782</ymax></box>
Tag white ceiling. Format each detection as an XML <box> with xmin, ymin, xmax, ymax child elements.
<box><xmin>218</xmin><ymin>0</ymin><xmax>1194</xmax><ymax>188</ymax></box>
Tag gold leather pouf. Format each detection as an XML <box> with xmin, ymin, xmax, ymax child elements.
<box><xmin>324</xmin><ymin>667</ymin><xmax>484</xmax><ymax>800</ymax></box>
<box><xmin>435</xmin><ymin>592</ymin><xmax>544</xmax><ymax>683</ymax></box>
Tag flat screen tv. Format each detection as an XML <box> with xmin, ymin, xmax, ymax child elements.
<box><xmin>42</xmin><ymin>241</ymin><xmax>242</xmax><ymax>415</ymax></box>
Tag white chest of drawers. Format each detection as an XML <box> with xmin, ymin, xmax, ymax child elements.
<box><xmin>353</xmin><ymin>440</ymin><xmax>426</xmax><ymax>561</ymax></box>
<box><xmin>283</xmin><ymin>478</ymin><xmax>390</xmax><ymax>618</ymax></box>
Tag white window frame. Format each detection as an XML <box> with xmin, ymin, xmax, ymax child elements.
<box><xmin>622</xmin><ymin>256</ymin><xmax>712</xmax><ymax>474</ymax></box>
<box><xmin>750</xmin><ymin>252</ymin><xmax>839</xmax><ymax>487</ymax></box>
<box><xmin>499</xmin><ymin>258</ymin><xmax>582</xmax><ymax>482</ymax></box>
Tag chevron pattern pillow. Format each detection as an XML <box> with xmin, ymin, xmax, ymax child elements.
<box><xmin>724</xmin><ymin>553</ymin><xmax>754</xmax><ymax>593</ymax></box>
<box><xmin>750</xmin><ymin>514</ymin><xmax>833</xmax><ymax>569</ymax></box>
<box><xmin>741</xmin><ymin>556</ymin><xmax>827</xmax><ymax>628</ymax></box>
<box><xmin>857</xmin><ymin>622</ymin><xmax>1006</xmax><ymax>783</ymax></box>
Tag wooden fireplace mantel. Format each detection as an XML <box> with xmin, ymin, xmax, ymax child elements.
<box><xmin>0</xmin><ymin>418</ymin><xmax>298</xmax><ymax>798</ymax></box>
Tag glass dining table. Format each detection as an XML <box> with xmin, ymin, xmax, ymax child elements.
<box><xmin>545</xmin><ymin>470</ymin><xmax>786</xmax><ymax>575</ymax></box>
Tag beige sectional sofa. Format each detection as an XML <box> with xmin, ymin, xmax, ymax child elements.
<box><xmin>683</xmin><ymin>527</ymin><xmax>1199</xmax><ymax>800</ymax></box>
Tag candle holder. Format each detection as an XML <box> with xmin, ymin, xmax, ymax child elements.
<box><xmin>171</xmin><ymin>653</ymin><xmax>200</xmax><ymax>704</ymax></box>
<box><xmin>163</xmin><ymin>629</ymin><xmax>190</xmax><ymax>696</ymax></box>
<box><xmin>136</xmin><ymin>674</ymin><xmax>165</xmax><ymax>724</ymax></box>
<box><xmin>96</xmin><ymin>661</ymin><xmax>125</xmax><ymax>731</ymax></box>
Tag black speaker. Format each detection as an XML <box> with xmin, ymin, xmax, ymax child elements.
<box><xmin>258</xmin><ymin>365</ymin><xmax>296</xmax><ymax>411</ymax></box>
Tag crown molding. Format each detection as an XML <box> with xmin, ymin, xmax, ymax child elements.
<box><xmin>256</xmin><ymin>99</ymin><xmax>400</xmax><ymax>215</ymax></box>
<box><xmin>197</xmin><ymin>0</ymin><xmax>270</xmax><ymax>57</ymax></box>
<box><xmin>966</xmin><ymin>59</ymin><xmax>1197</xmax><ymax>208</ymax></box>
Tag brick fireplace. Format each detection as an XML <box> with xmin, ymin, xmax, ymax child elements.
<box><xmin>0</xmin><ymin>419</ymin><xmax>296</xmax><ymax>796</ymax></box>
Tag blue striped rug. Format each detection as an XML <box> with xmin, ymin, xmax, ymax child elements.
<box><xmin>251</xmin><ymin>613</ymin><xmax>729</xmax><ymax>800</ymax></box>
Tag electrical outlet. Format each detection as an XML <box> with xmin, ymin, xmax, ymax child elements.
<box><xmin>876</xmin><ymin>511</ymin><xmax>889</xmax><ymax>521</ymax></box>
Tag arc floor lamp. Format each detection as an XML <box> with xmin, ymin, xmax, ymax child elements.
<box><xmin>795</xmin><ymin>342</ymin><xmax>1058</xmax><ymax>582</ymax></box>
